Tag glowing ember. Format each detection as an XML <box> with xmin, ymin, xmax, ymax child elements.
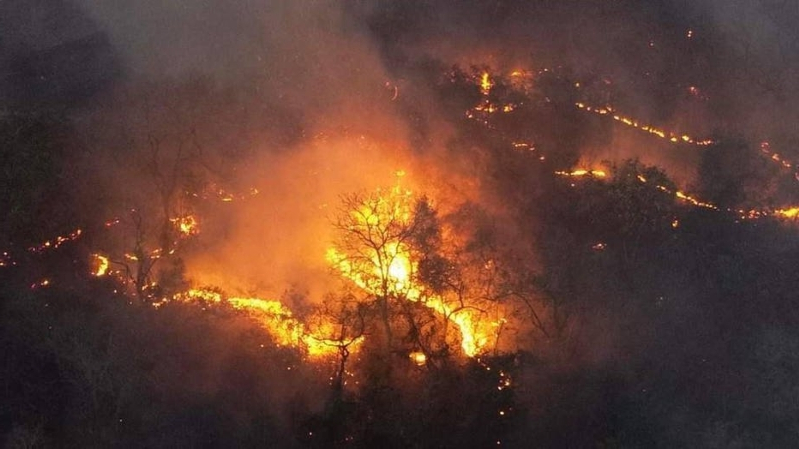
<box><xmin>0</xmin><ymin>251</ymin><xmax>14</xmax><ymax>267</ymax></box>
<box><xmin>91</xmin><ymin>254</ymin><xmax>110</xmax><ymax>276</ymax></box>
<box><xmin>760</xmin><ymin>141</ymin><xmax>797</xmax><ymax>174</ymax></box>
<box><xmin>575</xmin><ymin>102</ymin><xmax>714</xmax><ymax>146</ymax></box>
<box><xmin>555</xmin><ymin>169</ymin><xmax>607</xmax><ymax>178</ymax></box>
<box><xmin>30</xmin><ymin>279</ymin><xmax>51</xmax><ymax>289</ymax></box>
<box><xmin>557</xmin><ymin>164</ymin><xmax>799</xmax><ymax>222</ymax></box>
<box><xmin>775</xmin><ymin>207</ymin><xmax>799</xmax><ymax>219</ymax></box>
<box><xmin>171</xmin><ymin>215</ymin><xmax>199</xmax><ymax>236</ymax></box>
<box><xmin>409</xmin><ymin>351</ymin><xmax>427</xmax><ymax>366</ymax></box>
<box><xmin>479</xmin><ymin>72</ymin><xmax>493</xmax><ymax>95</ymax></box>
<box><xmin>28</xmin><ymin>228</ymin><xmax>83</xmax><ymax>253</ymax></box>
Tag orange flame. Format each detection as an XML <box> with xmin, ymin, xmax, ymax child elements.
<box><xmin>171</xmin><ymin>215</ymin><xmax>199</xmax><ymax>236</ymax></box>
<box><xmin>327</xmin><ymin>185</ymin><xmax>502</xmax><ymax>357</ymax></box>
<box><xmin>171</xmin><ymin>288</ymin><xmax>349</xmax><ymax>358</ymax></box>
<box><xmin>409</xmin><ymin>351</ymin><xmax>427</xmax><ymax>366</ymax></box>
<box><xmin>91</xmin><ymin>254</ymin><xmax>110</xmax><ymax>276</ymax></box>
<box><xmin>479</xmin><ymin>72</ymin><xmax>493</xmax><ymax>95</ymax></box>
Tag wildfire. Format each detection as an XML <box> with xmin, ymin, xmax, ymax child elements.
<box><xmin>327</xmin><ymin>185</ymin><xmax>502</xmax><ymax>357</ymax></box>
<box><xmin>91</xmin><ymin>254</ymin><xmax>110</xmax><ymax>276</ymax></box>
<box><xmin>171</xmin><ymin>215</ymin><xmax>199</xmax><ymax>236</ymax></box>
<box><xmin>575</xmin><ymin>102</ymin><xmax>714</xmax><ymax>146</ymax></box>
<box><xmin>171</xmin><ymin>288</ymin><xmax>346</xmax><ymax>357</ymax></box>
<box><xmin>775</xmin><ymin>207</ymin><xmax>799</xmax><ymax>219</ymax></box>
<box><xmin>555</xmin><ymin>169</ymin><xmax>607</xmax><ymax>178</ymax></box>
<box><xmin>27</xmin><ymin>228</ymin><xmax>83</xmax><ymax>253</ymax></box>
<box><xmin>760</xmin><ymin>142</ymin><xmax>799</xmax><ymax>179</ymax></box>
<box><xmin>409</xmin><ymin>351</ymin><xmax>427</xmax><ymax>366</ymax></box>
<box><xmin>480</xmin><ymin>72</ymin><xmax>494</xmax><ymax>95</ymax></box>
<box><xmin>559</xmin><ymin>165</ymin><xmax>799</xmax><ymax>221</ymax></box>
<box><xmin>30</xmin><ymin>279</ymin><xmax>51</xmax><ymax>289</ymax></box>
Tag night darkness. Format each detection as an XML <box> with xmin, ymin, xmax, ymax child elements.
<box><xmin>3</xmin><ymin>1</ymin><xmax>799</xmax><ymax>447</ymax></box>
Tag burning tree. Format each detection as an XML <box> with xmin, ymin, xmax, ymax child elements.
<box><xmin>327</xmin><ymin>186</ymin><xmax>421</xmax><ymax>355</ymax></box>
<box><xmin>326</xmin><ymin>185</ymin><xmax>516</xmax><ymax>363</ymax></box>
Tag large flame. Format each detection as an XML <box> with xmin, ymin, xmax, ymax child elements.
<box><xmin>326</xmin><ymin>185</ymin><xmax>501</xmax><ymax>357</ymax></box>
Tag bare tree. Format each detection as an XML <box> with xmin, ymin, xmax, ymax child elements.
<box><xmin>328</xmin><ymin>188</ymin><xmax>420</xmax><ymax>353</ymax></box>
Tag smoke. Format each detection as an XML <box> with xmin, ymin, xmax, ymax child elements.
<box><xmin>58</xmin><ymin>0</ymin><xmax>799</xmax><ymax>310</ymax></box>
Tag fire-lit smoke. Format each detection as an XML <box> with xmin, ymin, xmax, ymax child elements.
<box><xmin>326</xmin><ymin>185</ymin><xmax>504</xmax><ymax>357</ymax></box>
<box><xmin>182</xmin><ymin>139</ymin><xmax>423</xmax><ymax>300</ymax></box>
<box><xmin>17</xmin><ymin>0</ymin><xmax>796</xmax><ymax>368</ymax></box>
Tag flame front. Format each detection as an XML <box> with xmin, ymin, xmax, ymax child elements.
<box><xmin>171</xmin><ymin>289</ymin><xmax>349</xmax><ymax>358</ymax></box>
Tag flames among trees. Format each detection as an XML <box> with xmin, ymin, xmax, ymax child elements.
<box><xmin>5</xmin><ymin>2</ymin><xmax>799</xmax><ymax>444</ymax></box>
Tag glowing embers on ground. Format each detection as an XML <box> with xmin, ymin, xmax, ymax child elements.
<box><xmin>760</xmin><ymin>141</ymin><xmax>793</xmax><ymax>169</ymax></box>
<box><xmin>759</xmin><ymin>141</ymin><xmax>799</xmax><ymax>181</ymax></box>
<box><xmin>27</xmin><ymin>228</ymin><xmax>83</xmax><ymax>253</ymax></box>
<box><xmin>1</xmin><ymin>228</ymin><xmax>85</xmax><ymax>269</ymax></box>
<box><xmin>554</xmin><ymin>169</ymin><xmax>607</xmax><ymax>178</ymax></box>
<box><xmin>559</xmin><ymin>167</ymin><xmax>799</xmax><ymax>220</ymax></box>
<box><xmin>169</xmin><ymin>288</ymin><xmax>349</xmax><ymax>358</ymax></box>
<box><xmin>574</xmin><ymin>102</ymin><xmax>714</xmax><ymax>146</ymax></box>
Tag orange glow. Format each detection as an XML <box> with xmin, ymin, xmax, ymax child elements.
<box><xmin>555</xmin><ymin>169</ymin><xmax>606</xmax><ymax>178</ymax></box>
<box><xmin>775</xmin><ymin>207</ymin><xmax>799</xmax><ymax>219</ymax></box>
<box><xmin>760</xmin><ymin>141</ymin><xmax>796</xmax><ymax>172</ymax></box>
<box><xmin>91</xmin><ymin>254</ymin><xmax>110</xmax><ymax>276</ymax></box>
<box><xmin>479</xmin><ymin>72</ymin><xmax>493</xmax><ymax>95</ymax></box>
<box><xmin>575</xmin><ymin>102</ymin><xmax>714</xmax><ymax>146</ymax></box>
<box><xmin>172</xmin><ymin>288</ymin><xmax>347</xmax><ymax>358</ymax></box>
<box><xmin>409</xmin><ymin>351</ymin><xmax>427</xmax><ymax>366</ymax></box>
<box><xmin>327</xmin><ymin>185</ymin><xmax>502</xmax><ymax>357</ymax></box>
<box><xmin>673</xmin><ymin>191</ymin><xmax>718</xmax><ymax>210</ymax></box>
<box><xmin>559</xmin><ymin>164</ymin><xmax>799</xmax><ymax>222</ymax></box>
<box><xmin>171</xmin><ymin>215</ymin><xmax>199</xmax><ymax>236</ymax></box>
<box><xmin>28</xmin><ymin>228</ymin><xmax>83</xmax><ymax>253</ymax></box>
